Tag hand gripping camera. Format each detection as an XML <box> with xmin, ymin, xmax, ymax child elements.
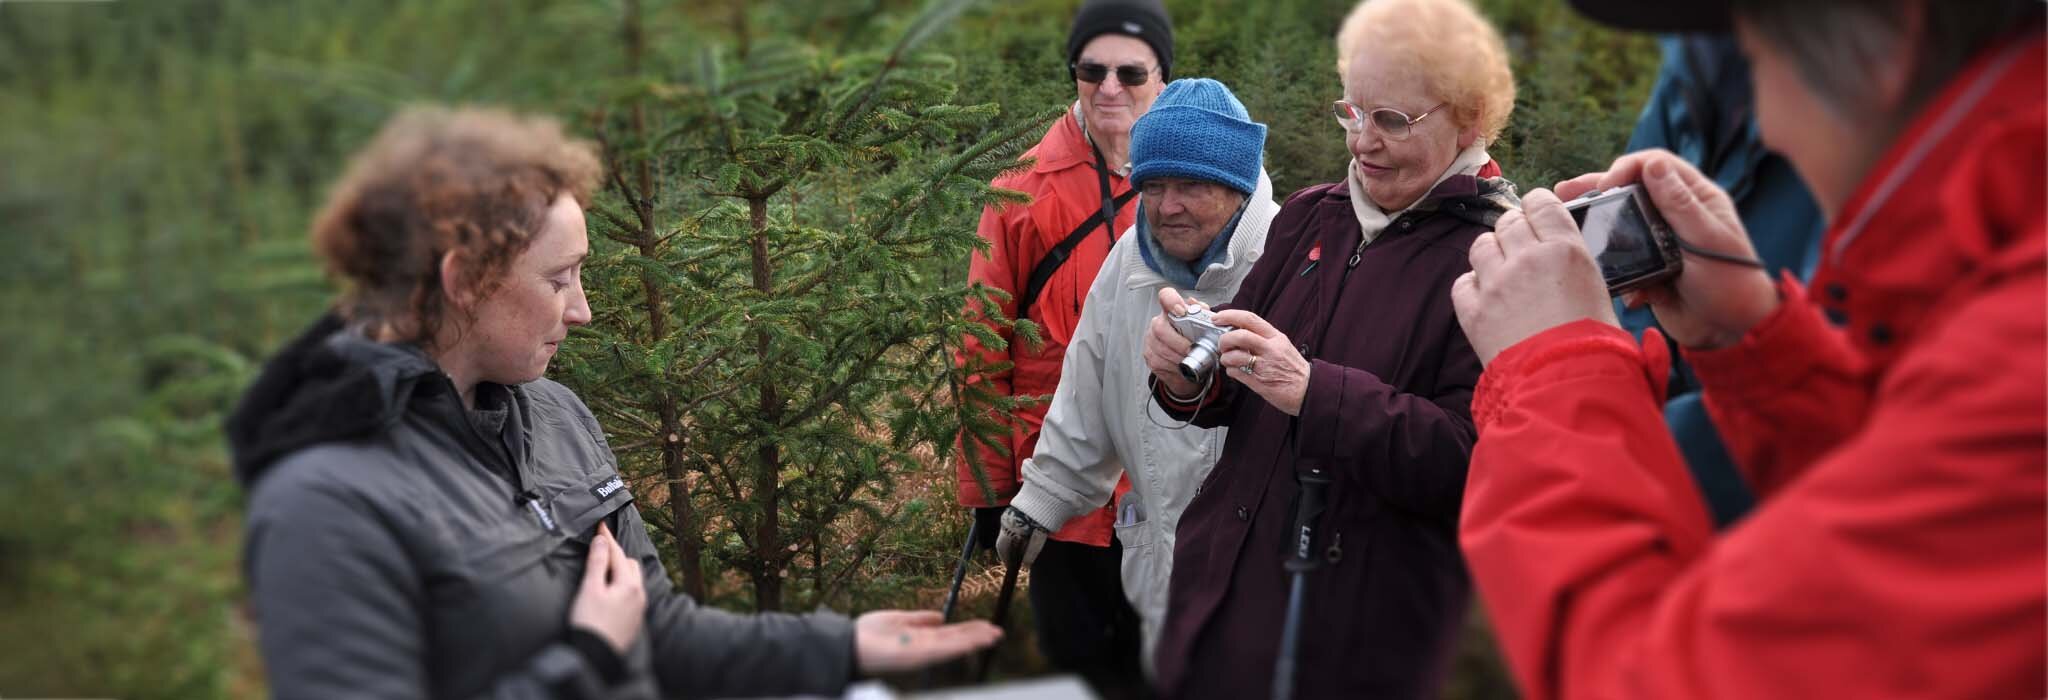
<box><xmin>1170</xmin><ymin>308</ymin><xmax>1234</xmax><ymax>382</ymax></box>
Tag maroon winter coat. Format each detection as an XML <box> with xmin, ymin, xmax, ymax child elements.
<box><xmin>1151</xmin><ymin>175</ymin><xmax>1508</xmax><ymax>699</ymax></box>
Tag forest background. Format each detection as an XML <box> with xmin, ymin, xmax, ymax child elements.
<box><xmin>0</xmin><ymin>0</ymin><xmax>1658</xmax><ymax>696</ymax></box>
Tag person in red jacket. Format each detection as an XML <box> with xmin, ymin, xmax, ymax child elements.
<box><xmin>1449</xmin><ymin>0</ymin><xmax>2046</xmax><ymax>698</ymax></box>
<box><xmin>954</xmin><ymin>0</ymin><xmax>1171</xmax><ymax>692</ymax></box>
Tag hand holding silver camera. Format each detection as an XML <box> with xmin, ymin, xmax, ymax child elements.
<box><xmin>1170</xmin><ymin>307</ymin><xmax>1235</xmax><ymax>382</ymax></box>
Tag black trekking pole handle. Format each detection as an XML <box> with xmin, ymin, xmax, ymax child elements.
<box><xmin>1272</xmin><ymin>468</ymin><xmax>1331</xmax><ymax>700</ymax></box>
<box><xmin>976</xmin><ymin>537</ymin><xmax>1028</xmax><ymax>683</ymax></box>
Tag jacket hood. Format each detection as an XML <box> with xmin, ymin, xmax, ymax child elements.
<box><xmin>226</xmin><ymin>312</ymin><xmax>443</xmax><ymax>488</ymax></box>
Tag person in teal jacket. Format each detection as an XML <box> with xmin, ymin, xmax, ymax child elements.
<box><xmin>1615</xmin><ymin>35</ymin><xmax>1824</xmax><ymax>526</ymax></box>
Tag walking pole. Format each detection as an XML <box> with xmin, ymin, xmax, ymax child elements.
<box><xmin>923</xmin><ymin>514</ymin><xmax>986</xmax><ymax>690</ymax></box>
<box><xmin>939</xmin><ymin>514</ymin><xmax>985</xmax><ymax>623</ymax></box>
<box><xmin>1271</xmin><ymin>467</ymin><xmax>1331</xmax><ymax>700</ymax></box>
<box><xmin>976</xmin><ymin>536</ymin><xmax>1028</xmax><ymax>683</ymax></box>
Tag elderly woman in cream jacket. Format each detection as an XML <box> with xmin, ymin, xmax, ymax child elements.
<box><xmin>991</xmin><ymin>77</ymin><xmax>1279</xmax><ymax>680</ymax></box>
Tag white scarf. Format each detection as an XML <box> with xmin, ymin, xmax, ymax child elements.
<box><xmin>1346</xmin><ymin>141</ymin><xmax>1492</xmax><ymax>245</ymax></box>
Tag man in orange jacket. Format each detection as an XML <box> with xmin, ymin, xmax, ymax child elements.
<box><xmin>1449</xmin><ymin>0</ymin><xmax>2045</xmax><ymax>697</ymax></box>
<box><xmin>954</xmin><ymin>0</ymin><xmax>1172</xmax><ymax>692</ymax></box>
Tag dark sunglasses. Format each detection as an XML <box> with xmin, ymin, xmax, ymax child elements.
<box><xmin>1073</xmin><ymin>61</ymin><xmax>1158</xmax><ymax>87</ymax></box>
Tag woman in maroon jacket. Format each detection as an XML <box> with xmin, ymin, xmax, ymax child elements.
<box><xmin>1138</xmin><ymin>0</ymin><xmax>1517</xmax><ymax>697</ymax></box>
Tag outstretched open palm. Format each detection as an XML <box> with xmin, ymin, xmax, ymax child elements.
<box><xmin>853</xmin><ymin>610</ymin><xmax>1004</xmax><ymax>674</ymax></box>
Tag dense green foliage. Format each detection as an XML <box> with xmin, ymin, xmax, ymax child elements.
<box><xmin>0</xmin><ymin>0</ymin><xmax>1654</xmax><ymax>696</ymax></box>
<box><xmin>556</xmin><ymin>0</ymin><xmax>1051</xmax><ymax>613</ymax></box>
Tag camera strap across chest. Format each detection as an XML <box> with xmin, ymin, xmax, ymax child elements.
<box><xmin>1016</xmin><ymin>140</ymin><xmax>1136</xmax><ymax>319</ymax></box>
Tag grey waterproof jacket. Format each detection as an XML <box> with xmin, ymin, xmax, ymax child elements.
<box><xmin>228</xmin><ymin>315</ymin><xmax>855</xmax><ymax>699</ymax></box>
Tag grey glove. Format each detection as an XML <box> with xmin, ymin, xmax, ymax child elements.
<box><xmin>993</xmin><ymin>507</ymin><xmax>1050</xmax><ymax>568</ymax></box>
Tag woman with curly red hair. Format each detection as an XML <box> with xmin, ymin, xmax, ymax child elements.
<box><xmin>228</xmin><ymin>107</ymin><xmax>998</xmax><ymax>699</ymax></box>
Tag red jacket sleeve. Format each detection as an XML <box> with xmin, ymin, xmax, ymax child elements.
<box><xmin>1460</xmin><ymin>275</ymin><xmax>2047</xmax><ymax>699</ymax></box>
<box><xmin>1683</xmin><ymin>275</ymin><xmax>1872</xmax><ymax>499</ymax></box>
<box><xmin>955</xmin><ymin>198</ymin><xmax>1032</xmax><ymax>507</ymax></box>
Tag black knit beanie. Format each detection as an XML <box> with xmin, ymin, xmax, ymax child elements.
<box><xmin>1066</xmin><ymin>0</ymin><xmax>1174</xmax><ymax>82</ymax></box>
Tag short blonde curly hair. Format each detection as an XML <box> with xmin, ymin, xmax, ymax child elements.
<box><xmin>1335</xmin><ymin>0</ymin><xmax>1515</xmax><ymax>144</ymax></box>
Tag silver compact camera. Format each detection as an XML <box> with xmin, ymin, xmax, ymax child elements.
<box><xmin>1170</xmin><ymin>308</ymin><xmax>1234</xmax><ymax>382</ymax></box>
<box><xmin>1563</xmin><ymin>184</ymin><xmax>1684</xmax><ymax>296</ymax></box>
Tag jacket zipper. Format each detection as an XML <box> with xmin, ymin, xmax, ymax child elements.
<box><xmin>1347</xmin><ymin>227</ymin><xmax>1373</xmax><ymax>270</ymax></box>
<box><xmin>445</xmin><ymin>381</ymin><xmax>553</xmax><ymax>539</ymax></box>
<box><xmin>519</xmin><ymin>489</ymin><xmax>558</xmax><ymax>533</ymax></box>
<box><xmin>520</xmin><ymin>488</ymin><xmax>563</xmax><ymax>576</ymax></box>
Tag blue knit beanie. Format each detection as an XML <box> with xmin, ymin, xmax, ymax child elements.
<box><xmin>1129</xmin><ymin>78</ymin><xmax>1267</xmax><ymax>195</ymax></box>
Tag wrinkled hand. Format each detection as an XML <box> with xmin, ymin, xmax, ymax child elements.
<box><xmin>1210</xmin><ymin>310</ymin><xmax>1311</xmax><ymax>415</ymax></box>
<box><xmin>1555</xmin><ymin>149</ymin><xmax>1779</xmax><ymax>349</ymax></box>
<box><xmin>992</xmin><ymin>506</ymin><xmax>1049</xmax><ymax>568</ymax></box>
<box><xmin>854</xmin><ymin>610</ymin><xmax>1004</xmax><ymax>674</ymax></box>
<box><xmin>1451</xmin><ymin>188</ymin><xmax>1621</xmax><ymax>365</ymax></box>
<box><xmin>1143</xmin><ymin>287</ymin><xmax>1206</xmax><ymax>397</ymax></box>
<box><xmin>569</xmin><ymin>523</ymin><xmax>647</xmax><ymax>655</ymax></box>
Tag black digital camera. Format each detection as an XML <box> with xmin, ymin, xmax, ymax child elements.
<box><xmin>1563</xmin><ymin>184</ymin><xmax>1683</xmax><ymax>296</ymax></box>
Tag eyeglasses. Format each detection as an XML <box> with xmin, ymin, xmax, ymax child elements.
<box><xmin>1073</xmin><ymin>61</ymin><xmax>1159</xmax><ymax>87</ymax></box>
<box><xmin>1331</xmin><ymin>100</ymin><xmax>1445</xmax><ymax>139</ymax></box>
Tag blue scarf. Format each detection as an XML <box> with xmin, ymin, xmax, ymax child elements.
<box><xmin>1135</xmin><ymin>198</ymin><xmax>1248</xmax><ymax>290</ymax></box>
